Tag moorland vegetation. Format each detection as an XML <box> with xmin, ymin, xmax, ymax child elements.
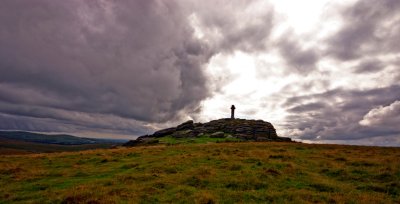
<box><xmin>1</xmin><ymin>142</ymin><xmax>399</xmax><ymax>203</ymax></box>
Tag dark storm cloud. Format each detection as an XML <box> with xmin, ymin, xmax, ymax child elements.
<box><xmin>283</xmin><ymin>85</ymin><xmax>400</xmax><ymax>140</ymax></box>
<box><xmin>326</xmin><ymin>0</ymin><xmax>400</xmax><ymax>60</ymax></box>
<box><xmin>0</xmin><ymin>0</ymin><xmax>213</xmax><ymax>135</ymax></box>
<box><xmin>0</xmin><ymin>99</ymin><xmax>152</xmax><ymax>135</ymax></box>
<box><xmin>353</xmin><ymin>59</ymin><xmax>385</xmax><ymax>74</ymax></box>
<box><xmin>0</xmin><ymin>111</ymin><xmax>151</xmax><ymax>137</ymax></box>
<box><xmin>287</xmin><ymin>102</ymin><xmax>327</xmax><ymax>113</ymax></box>
<box><xmin>279</xmin><ymin>79</ymin><xmax>331</xmax><ymax>94</ymax></box>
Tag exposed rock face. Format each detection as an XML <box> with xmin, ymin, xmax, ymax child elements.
<box><xmin>153</xmin><ymin>127</ymin><xmax>176</xmax><ymax>138</ymax></box>
<box><xmin>172</xmin><ymin>130</ymin><xmax>195</xmax><ymax>138</ymax></box>
<box><xmin>210</xmin><ymin>131</ymin><xmax>225</xmax><ymax>138</ymax></box>
<box><xmin>123</xmin><ymin>136</ymin><xmax>159</xmax><ymax>146</ymax></box>
<box><xmin>176</xmin><ymin>120</ymin><xmax>194</xmax><ymax>131</ymax></box>
<box><xmin>124</xmin><ymin>118</ymin><xmax>291</xmax><ymax>146</ymax></box>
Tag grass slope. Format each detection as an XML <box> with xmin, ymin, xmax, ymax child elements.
<box><xmin>0</xmin><ymin>142</ymin><xmax>399</xmax><ymax>203</ymax></box>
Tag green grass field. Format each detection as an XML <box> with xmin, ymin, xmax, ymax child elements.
<box><xmin>1</xmin><ymin>142</ymin><xmax>399</xmax><ymax>203</ymax></box>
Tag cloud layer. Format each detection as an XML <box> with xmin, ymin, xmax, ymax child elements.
<box><xmin>0</xmin><ymin>0</ymin><xmax>212</xmax><ymax>136</ymax></box>
<box><xmin>0</xmin><ymin>0</ymin><xmax>399</xmax><ymax>145</ymax></box>
<box><xmin>284</xmin><ymin>85</ymin><xmax>400</xmax><ymax>140</ymax></box>
<box><xmin>196</xmin><ymin>0</ymin><xmax>400</xmax><ymax>145</ymax></box>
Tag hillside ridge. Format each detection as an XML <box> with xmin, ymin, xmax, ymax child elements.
<box><xmin>0</xmin><ymin>130</ymin><xmax>126</xmax><ymax>145</ymax></box>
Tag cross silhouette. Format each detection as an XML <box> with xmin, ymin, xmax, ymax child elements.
<box><xmin>231</xmin><ymin>105</ymin><xmax>236</xmax><ymax>119</ymax></box>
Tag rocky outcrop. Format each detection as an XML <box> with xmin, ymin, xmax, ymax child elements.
<box><xmin>124</xmin><ymin>118</ymin><xmax>291</xmax><ymax>146</ymax></box>
<box><xmin>123</xmin><ymin>136</ymin><xmax>159</xmax><ymax>146</ymax></box>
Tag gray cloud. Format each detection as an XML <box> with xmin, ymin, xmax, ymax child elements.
<box><xmin>0</xmin><ymin>100</ymin><xmax>152</xmax><ymax>136</ymax></box>
<box><xmin>283</xmin><ymin>85</ymin><xmax>400</xmax><ymax>140</ymax></box>
<box><xmin>297</xmin><ymin>0</ymin><xmax>400</xmax><ymax>143</ymax></box>
<box><xmin>287</xmin><ymin>102</ymin><xmax>327</xmax><ymax>113</ymax></box>
<box><xmin>0</xmin><ymin>0</ymin><xmax>213</xmax><ymax>136</ymax></box>
<box><xmin>187</xmin><ymin>0</ymin><xmax>275</xmax><ymax>54</ymax></box>
<box><xmin>353</xmin><ymin>59</ymin><xmax>385</xmax><ymax>74</ymax></box>
<box><xmin>360</xmin><ymin>100</ymin><xmax>400</xmax><ymax>128</ymax></box>
<box><xmin>277</xmin><ymin>35</ymin><xmax>319</xmax><ymax>74</ymax></box>
<box><xmin>0</xmin><ymin>0</ymin><xmax>399</xmax><ymax>146</ymax></box>
<box><xmin>326</xmin><ymin>0</ymin><xmax>400</xmax><ymax>60</ymax></box>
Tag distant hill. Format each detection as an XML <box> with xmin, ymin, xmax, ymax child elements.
<box><xmin>0</xmin><ymin>130</ymin><xmax>127</xmax><ymax>145</ymax></box>
<box><xmin>0</xmin><ymin>137</ymin><xmax>118</xmax><ymax>155</ymax></box>
<box><xmin>0</xmin><ymin>131</ymin><xmax>129</xmax><ymax>154</ymax></box>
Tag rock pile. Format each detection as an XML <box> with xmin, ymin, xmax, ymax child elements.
<box><xmin>124</xmin><ymin>118</ymin><xmax>291</xmax><ymax>146</ymax></box>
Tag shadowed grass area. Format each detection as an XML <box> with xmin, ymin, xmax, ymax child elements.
<box><xmin>0</xmin><ymin>142</ymin><xmax>399</xmax><ymax>203</ymax></box>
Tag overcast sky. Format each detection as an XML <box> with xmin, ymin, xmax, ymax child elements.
<box><xmin>0</xmin><ymin>0</ymin><xmax>399</xmax><ymax>146</ymax></box>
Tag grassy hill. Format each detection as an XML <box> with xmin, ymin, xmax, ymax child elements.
<box><xmin>0</xmin><ymin>142</ymin><xmax>399</xmax><ymax>203</ymax></box>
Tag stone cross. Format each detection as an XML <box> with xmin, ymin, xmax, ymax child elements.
<box><xmin>231</xmin><ymin>105</ymin><xmax>236</xmax><ymax>119</ymax></box>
